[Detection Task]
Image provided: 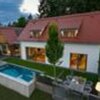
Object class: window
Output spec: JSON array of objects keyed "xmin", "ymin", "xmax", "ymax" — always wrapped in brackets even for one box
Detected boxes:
[
  {"xmin": 26, "ymin": 47, "xmax": 45, "ymax": 63},
  {"xmin": 30, "ymin": 30, "xmax": 41, "ymax": 38},
  {"xmin": 60, "ymin": 28, "xmax": 78, "ymax": 38},
  {"xmin": 70, "ymin": 53, "xmax": 87, "ymax": 71},
  {"xmin": 0, "ymin": 33, "xmax": 7, "ymax": 43}
]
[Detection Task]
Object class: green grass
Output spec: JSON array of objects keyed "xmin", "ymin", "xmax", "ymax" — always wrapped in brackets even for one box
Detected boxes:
[
  {"xmin": 3, "ymin": 57, "xmax": 69, "ymax": 78},
  {"xmin": 0, "ymin": 84, "xmax": 52, "ymax": 100},
  {"xmin": 4, "ymin": 57, "xmax": 98, "ymax": 84}
]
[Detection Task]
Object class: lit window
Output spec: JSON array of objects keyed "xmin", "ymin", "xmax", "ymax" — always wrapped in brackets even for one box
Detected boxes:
[
  {"xmin": 70, "ymin": 53, "xmax": 87, "ymax": 71},
  {"xmin": 26, "ymin": 47, "xmax": 45, "ymax": 63},
  {"xmin": 30, "ymin": 30, "xmax": 42, "ymax": 38},
  {"xmin": 60, "ymin": 28, "xmax": 78, "ymax": 38}
]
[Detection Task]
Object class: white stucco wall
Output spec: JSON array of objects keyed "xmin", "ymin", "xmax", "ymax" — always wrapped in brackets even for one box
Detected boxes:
[
  {"xmin": 20, "ymin": 41, "xmax": 47, "ymax": 61},
  {"xmin": 63, "ymin": 44, "xmax": 99, "ymax": 73},
  {"xmin": 20, "ymin": 41, "xmax": 100, "ymax": 73}
]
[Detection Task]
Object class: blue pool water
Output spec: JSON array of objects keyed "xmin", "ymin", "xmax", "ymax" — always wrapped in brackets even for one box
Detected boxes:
[{"xmin": 0, "ymin": 64, "xmax": 36, "ymax": 82}]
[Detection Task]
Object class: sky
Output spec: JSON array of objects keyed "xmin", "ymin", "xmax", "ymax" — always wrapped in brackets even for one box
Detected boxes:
[{"xmin": 0, "ymin": 0, "xmax": 39, "ymax": 24}]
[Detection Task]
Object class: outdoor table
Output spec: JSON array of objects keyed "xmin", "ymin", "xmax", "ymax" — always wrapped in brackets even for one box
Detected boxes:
[{"xmin": 69, "ymin": 76, "xmax": 86, "ymax": 93}]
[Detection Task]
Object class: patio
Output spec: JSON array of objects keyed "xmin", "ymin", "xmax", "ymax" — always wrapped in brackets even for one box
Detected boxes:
[
  {"xmin": 1, "ymin": 57, "xmax": 99, "ymax": 99},
  {"xmin": 52, "ymin": 85, "xmax": 82, "ymax": 100},
  {"xmin": 52, "ymin": 85, "xmax": 100, "ymax": 100},
  {"xmin": 52, "ymin": 75, "xmax": 95, "ymax": 99},
  {"xmin": 63, "ymin": 76, "xmax": 92, "ymax": 94}
]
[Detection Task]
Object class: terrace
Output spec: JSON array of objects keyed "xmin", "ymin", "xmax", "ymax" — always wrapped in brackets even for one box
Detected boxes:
[{"xmin": 0, "ymin": 57, "xmax": 100, "ymax": 100}]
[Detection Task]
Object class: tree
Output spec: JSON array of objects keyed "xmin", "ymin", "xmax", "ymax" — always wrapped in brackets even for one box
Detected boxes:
[
  {"xmin": 10, "ymin": 16, "xmax": 27, "ymax": 27},
  {"xmin": 39, "ymin": 0, "xmax": 68, "ymax": 17},
  {"xmin": 27, "ymin": 14, "xmax": 39, "ymax": 20},
  {"xmin": 39, "ymin": 0, "xmax": 100, "ymax": 18},
  {"xmin": 0, "ymin": 22, "xmax": 2, "ymax": 26},
  {"xmin": 15, "ymin": 16, "xmax": 27, "ymax": 27},
  {"xmin": 7, "ymin": 22, "xmax": 12, "ymax": 27},
  {"xmin": 65, "ymin": 0, "xmax": 100, "ymax": 14},
  {"xmin": 45, "ymin": 23, "xmax": 64, "ymax": 80},
  {"xmin": 98, "ymin": 52, "xmax": 100, "ymax": 80},
  {"xmin": 27, "ymin": 14, "xmax": 33, "ymax": 21}
]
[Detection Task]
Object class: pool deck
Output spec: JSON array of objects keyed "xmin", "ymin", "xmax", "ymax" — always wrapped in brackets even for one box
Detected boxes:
[
  {"xmin": 0, "ymin": 61, "xmax": 7, "ymax": 66},
  {"xmin": 0, "ymin": 62, "xmax": 36, "ymax": 97}
]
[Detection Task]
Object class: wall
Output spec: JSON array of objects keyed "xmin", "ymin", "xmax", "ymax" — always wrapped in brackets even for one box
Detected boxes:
[
  {"xmin": 0, "ymin": 72, "xmax": 36, "ymax": 97},
  {"xmin": 63, "ymin": 44, "xmax": 99, "ymax": 73},
  {"xmin": 20, "ymin": 41, "xmax": 100, "ymax": 73}
]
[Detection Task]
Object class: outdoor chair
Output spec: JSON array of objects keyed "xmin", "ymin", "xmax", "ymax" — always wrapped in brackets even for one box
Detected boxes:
[
  {"xmin": 63, "ymin": 80, "xmax": 70, "ymax": 85},
  {"xmin": 66, "ymin": 75, "xmax": 73, "ymax": 80},
  {"xmin": 85, "ymin": 81, "xmax": 93, "ymax": 87},
  {"xmin": 82, "ymin": 86, "xmax": 92, "ymax": 100},
  {"xmin": 83, "ymin": 86, "xmax": 92, "ymax": 94},
  {"xmin": 62, "ymin": 75, "xmax": 72, "ymax": 85}
]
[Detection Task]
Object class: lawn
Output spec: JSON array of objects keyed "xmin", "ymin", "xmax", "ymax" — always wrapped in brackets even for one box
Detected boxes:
[
  {"xmin": 0, "ymin": 84, "xmax": 52, "ymax": 100},
  {"xmin": 3, "ymin": 57, "xmax": 98, "ymax": 84},
  {"xmin": 3, "ymin": 57, "xmax": 69, "ymax": 79}
]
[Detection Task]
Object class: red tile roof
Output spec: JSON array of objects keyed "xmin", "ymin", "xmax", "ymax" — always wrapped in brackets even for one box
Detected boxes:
[
  {"xmin": 0, "ymin": 27, "xmax": 18, "ymax": 45},
  {"xmin": 18, "ymin": 11, "xmax": 100, "ymax": 44}
]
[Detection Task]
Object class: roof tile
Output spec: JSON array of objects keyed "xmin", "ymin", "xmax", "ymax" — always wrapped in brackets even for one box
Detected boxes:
[
  {"xmin": 0, "ymin": 27, "xmax": 18, "ymax": 44},
  {"xmin": 18, "ymin": 11, "xmax": 100, "ymax": 44}
]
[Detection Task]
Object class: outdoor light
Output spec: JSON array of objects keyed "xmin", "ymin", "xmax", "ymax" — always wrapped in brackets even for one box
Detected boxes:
[{"xmin": 95, "ymin": 82, "xmax": 100, "ymax": 92}]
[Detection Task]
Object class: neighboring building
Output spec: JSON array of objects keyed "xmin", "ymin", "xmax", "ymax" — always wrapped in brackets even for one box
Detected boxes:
[
  {"xmin": 0, "ymin": 27, "xmax": 22, "ymax": 56},
  {"xmin": 18, "ymin": 11, "xmax": 100, "ymax": 73}
]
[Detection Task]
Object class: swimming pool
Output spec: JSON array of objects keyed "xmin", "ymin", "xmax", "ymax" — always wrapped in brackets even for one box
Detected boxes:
[
  {"xmin": 0, "ymin": 64, "xmax": 35, "ymax": 82},
  {"xmin": 0, "ymin": 63, "xmax": 36, "ymax": 97}
]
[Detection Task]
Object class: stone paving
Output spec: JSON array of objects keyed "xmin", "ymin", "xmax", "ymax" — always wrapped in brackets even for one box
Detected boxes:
[
  {"xmin": 36, "ymin": 81, "xmax": 84, "ymax": 100},
  {"xmin": 0, "ymin": 60, "xmax": 7, "ymax": 66},
  {"xmin": 36, "ymin": 81, "xmax": 100, "ymax": 100}
]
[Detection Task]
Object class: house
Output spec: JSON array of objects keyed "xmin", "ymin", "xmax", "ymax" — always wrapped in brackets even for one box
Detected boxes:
[
  {"xmin": 18, "ymin": 11, "xmax": 100, "ymax": 74},
  {"xmin": 0, "ymin": 27, "xmax": 22, "ymax": 56}
]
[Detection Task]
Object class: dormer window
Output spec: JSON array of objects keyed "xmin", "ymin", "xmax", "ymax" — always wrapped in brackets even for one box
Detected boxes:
[
  {"xmin": 61, "ymin": 30, "xmax": 64, "ymax": 36},
  {"xmin": 30, "ymin": 30, "xmax": 42, "ymax": 38},
  {"xmin": 60, "ymin": 28, "xmax": 79, "ymax": 38}
]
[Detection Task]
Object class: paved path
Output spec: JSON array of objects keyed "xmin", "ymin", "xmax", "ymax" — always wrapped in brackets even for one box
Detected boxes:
[
  {"xmin": 36, "ymin": 81, "xmax": 83, "ymax": 100},
  {"xmin": 52, "ymin": 86, "xmax": 83, "ymax": 100},
  {"xmin": 36, "ymin": 82, "xmax": 53, "ymax": 94}
]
